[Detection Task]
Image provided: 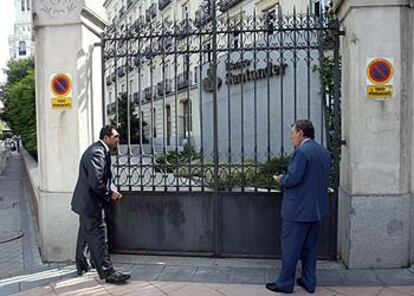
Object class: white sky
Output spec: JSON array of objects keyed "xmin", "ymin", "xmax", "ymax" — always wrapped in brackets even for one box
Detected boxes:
[{"xmin": 0, "ymin": 0, "xmax": 16, "ymax": 83}]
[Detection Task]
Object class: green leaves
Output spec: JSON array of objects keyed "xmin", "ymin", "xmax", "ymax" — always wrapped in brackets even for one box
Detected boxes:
[
  {"xmin": 0, "ymin": 59, "xmax": 37, "ymax": 159},
  {"xmin": 4, "ymin": 58, "xmax": 34, "ymax": 86},
  {"xmin": 110, "ymin": 92, "xmax": 148, "ymax": 145}
]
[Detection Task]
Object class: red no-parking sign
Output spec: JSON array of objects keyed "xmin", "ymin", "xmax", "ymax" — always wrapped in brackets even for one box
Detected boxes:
[
  {"xmin": 50, "ymin": 73, "xmax": 72, "ymax": 109},
  {"xmin": 366, "ymin": 58, "xmax": 394, "ymax": 100}
]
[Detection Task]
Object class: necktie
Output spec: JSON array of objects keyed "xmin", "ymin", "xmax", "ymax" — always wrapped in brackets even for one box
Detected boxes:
[
  {"xmin": 106, "ymin": 151, "xmax": 112, "ymax": 187},
  {"xmin": 106, "ymin": 151, "xmax": 112, "ymax": 167}
]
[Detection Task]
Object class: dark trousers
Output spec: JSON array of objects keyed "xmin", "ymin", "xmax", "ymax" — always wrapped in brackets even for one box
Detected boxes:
[
  {"xmin": 75, "ymin": 225, "xmax": 89, "ymax": 265},
  {"xmin": 276, "ymin": 219, "xmax": 321, "ymax": 293},
  {"xmin": 76, "ymin": 210, "xmax": 113, "ymax": 279}
]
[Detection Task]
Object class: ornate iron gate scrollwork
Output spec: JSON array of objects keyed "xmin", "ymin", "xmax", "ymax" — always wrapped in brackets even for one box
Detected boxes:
[{"xmin": 102, "ymin": 3, "xmax": 341, "ymax": 258}]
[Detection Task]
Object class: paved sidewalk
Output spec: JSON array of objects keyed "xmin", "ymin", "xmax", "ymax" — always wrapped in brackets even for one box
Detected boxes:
[
  {"xmin": 2, "ymin": 256, "xmax": 414, "ymax": 295},
  {"xmin": 0, "ymin": 153, "xmax": 61, "ymax": 280},
  {"xmin": 2, "ymin": 153, "xmax": 414, "ymax": 295}
]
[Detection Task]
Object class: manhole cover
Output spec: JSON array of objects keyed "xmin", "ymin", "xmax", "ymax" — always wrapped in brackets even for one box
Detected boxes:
[{"xmin": 0, "ymin": 231, "xmax": 23, "ymax": 243}]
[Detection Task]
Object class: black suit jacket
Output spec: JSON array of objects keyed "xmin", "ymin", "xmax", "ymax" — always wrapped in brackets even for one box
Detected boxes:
[{"xmin": 71, "ymin": 141, "xmax": 112, "ymax": 216}]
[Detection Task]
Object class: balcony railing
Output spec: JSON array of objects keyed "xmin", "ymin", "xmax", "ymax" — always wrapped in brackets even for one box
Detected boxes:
[
  {"xmin": 176, "ymin": 20, "xmax": 191, "ymax": 40},
  {"xmin": 177, "ymin": 71, "xmax": 192, "ymax": 90},
  {"xmin": 144, "ymin": 86, "xmax": 156, "ymax": 100},
  {"xmin": 127, "ymin": 0, "xmax": 133, "ymax": 9},
  {"xmin": 150, "ymin": 3, "xmax": 157, "ymax": 17},
  {"xmin": 157, "ymin": 79, "xmax": 173, "ymax": 96},
  {"xmin": 218, "ymin": 0, "xmax": 242, "ymax": 12},
  {"xmin": 106, "ymin": 102, "xmax": 116, "ymax": 115},
  {"xmin": 117, "ymin": 66, "xmax": 126, "ymax": 77},
  {"xmin": 145, "ymin": 3, "xmax": 157, "ymax": 21},
  {"xmin": 194, "ymin": 8, "xmax": 213, "ymax": 27},
  {"xmin": 133, "ymin": 16, "xmax": 145, "ymax": 32},
  {"xmin": 156, "ymin": 37, "xmax": 173, "ymax": 51},
  {"xmin": 158, "ymin": 0, "xmax": 171, "ymax": 11},
  {"xmin": 133, "ymin": 92, "xmax": 140, "ymax": 103},
  {"xmin": 134, "ymin": 56, "xmax": 141, "ymax": 67},
  {"xmin": 118, "ymin": 5, "xmax": 126, "ymax": 18},
  {"xmin": 127, "ymin": 61, "xmax": 134, "ymax": 72}
]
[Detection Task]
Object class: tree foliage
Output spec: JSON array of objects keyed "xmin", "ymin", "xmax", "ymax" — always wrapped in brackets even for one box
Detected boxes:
[
  {"xmin": 4, "ymin": 58, "xmax": 34, "ymax": 86},
  {"xmin": 110, "ymin": 93, "xmax": 148, "ymax": 145},
  {"xmin": 0, "ymin": 58, "xmax": 37, "ymax": 158}
]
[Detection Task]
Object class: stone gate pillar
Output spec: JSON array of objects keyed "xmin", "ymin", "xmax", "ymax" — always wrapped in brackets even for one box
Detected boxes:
[
  {"xmin": 336, "ymin": 0, "xmax": 414, "ymax": 268},
  {"xmin": 32, "ymin": 0, "xmax": 106, "ymax": 261}
]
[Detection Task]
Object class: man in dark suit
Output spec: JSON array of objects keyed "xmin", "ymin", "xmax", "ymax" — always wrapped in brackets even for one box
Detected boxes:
[
  {"xmin": 266, "ymin": 119, "xmax": 331, "ymax": 294},
  {"xmin": 71, "ymin": 125, "xmax": 131, "ymax": 284}
]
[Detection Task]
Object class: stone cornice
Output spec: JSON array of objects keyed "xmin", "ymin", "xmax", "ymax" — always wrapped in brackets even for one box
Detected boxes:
[
  {"xmin": 335, "ymin": 0, "xmax": 412, "ymax": 22},
  {"xmin": 81, "ymin": 7, "xmax": 107, "ymax": 29}
]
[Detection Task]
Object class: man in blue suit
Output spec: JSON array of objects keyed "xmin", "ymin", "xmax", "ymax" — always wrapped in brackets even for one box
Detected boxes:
[{"xmin": 266, "ymin": 119, "xmax": 331, "ymax": 294}]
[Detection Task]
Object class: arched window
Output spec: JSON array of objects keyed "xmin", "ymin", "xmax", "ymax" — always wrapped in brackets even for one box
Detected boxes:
[{"xmin": 19, "ymin": 41, "xmax": 27, "ymax": 56}]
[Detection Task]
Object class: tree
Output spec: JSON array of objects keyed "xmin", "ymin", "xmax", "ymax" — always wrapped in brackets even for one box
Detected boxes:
[
  {"xmin": 1, "ymin": 71, "xmax": 37, "ymax": 158},
  {"xmin": 4, "ymin": 58, "xmax": 34, "ymax": 86},
  {"xmin": 110, "ymin": 93, "xmax": 148, "ymax": 145},
  {"xmin": 0, "ymin": 58, "xmax": 37, "ymax": 158}
]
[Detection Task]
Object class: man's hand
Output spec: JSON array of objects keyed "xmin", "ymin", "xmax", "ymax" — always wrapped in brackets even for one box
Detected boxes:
[
  {"xmin": 111, "ymin": 191, "xmax": 123, "ymax": 201},
  {"xmin": 273, "ymin": 174, "xmax": 284, "ymax": 185}
]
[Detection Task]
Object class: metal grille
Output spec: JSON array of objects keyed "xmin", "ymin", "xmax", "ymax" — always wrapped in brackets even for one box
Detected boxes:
[{"xmin": 102, "ymin": 5, "xmax": 341, "ymax": 193}]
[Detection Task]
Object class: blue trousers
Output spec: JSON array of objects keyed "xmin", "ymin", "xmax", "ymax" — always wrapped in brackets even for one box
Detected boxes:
[{"xmin": 276, "ymin": 219, "xmax": 321, "ymax": 293}]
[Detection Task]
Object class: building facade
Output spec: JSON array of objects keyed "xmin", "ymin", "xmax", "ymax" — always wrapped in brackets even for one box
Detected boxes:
[
  {"xmin": 9, "ymin": 0, "xmax": 34, "ymax": 60},
  {"xmin": 103, "ymin": 0, "xmax": 326, "ymax": 155}
]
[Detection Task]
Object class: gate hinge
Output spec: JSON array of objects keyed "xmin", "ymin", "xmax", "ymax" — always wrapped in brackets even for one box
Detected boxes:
[
  {"xmin": 336, "ymin": 30, "xmax": 346, "ymax": 36},
  {"xmin": 340, "ymin": 139, "xmax": 347, "ymax": 145}
]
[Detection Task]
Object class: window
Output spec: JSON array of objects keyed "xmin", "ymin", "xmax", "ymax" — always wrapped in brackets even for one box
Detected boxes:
[
  {"xmin": 313, "ymin": 1, "xmax": 321, "ymax": 16},
  {"xmin": 26, "ymin": 0, "xmax": 30, "ymax": 11},
  {"xmin": 233, "ymin": 32, "xmax": 239, "ymax": 48},
  {"xmin": 183, "ymin": 100, "xmax": 192, "ymax": 138},
  {"xmin": 182, "ymin": 2, "xmax": 189, "ymax": 19},
  {"xmin": 165, "ymin": 62, "xmax": 170, "ymax": 81},
  {"xmin": 166, "ymin": 105, "xmax": 171, "ymax": 145},
  {"xmin": 183, "ymin": 56, "xmax": 189, "ymax": 78},
  {"xmin": 153, "ymin": 108, "xmax": 157, "ymax": 138},
  {"xmin": 264, "ymin": 5, "xmax": 278, "ymax": 34},
  {"xmin": 21, "ymin": 0, "xmax": 25, "ymax": 11},
  {"xmin": 18, "ymin": 41, "xmax": 26, "ymax": 56},
  {"xmin": 205, "ymin": 43, "xmax": 212, "ymax": 62},
  {"xmin": 108, "ymin": 91, "xmax": 113, "ymax": 115}
]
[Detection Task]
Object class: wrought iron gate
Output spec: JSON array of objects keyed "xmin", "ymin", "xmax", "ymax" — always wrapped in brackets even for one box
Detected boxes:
[{"xmin": 102, "ymin": 3, "xmax": 341, "ymax": 259}]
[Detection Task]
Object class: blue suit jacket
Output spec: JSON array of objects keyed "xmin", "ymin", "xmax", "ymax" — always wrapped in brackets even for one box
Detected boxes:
[{"xmin": 280, "ymin": 139, "xmax": 331, "ymax": 222}]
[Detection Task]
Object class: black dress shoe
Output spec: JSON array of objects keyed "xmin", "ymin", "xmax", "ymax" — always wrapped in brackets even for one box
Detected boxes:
[
  {"xmin": 265, "ymin": 283, "xmax": 292, "ymax": 294},
  {"xmin": 296, "ymin": 278, "xmax": 315, "ymax": 293},
  {"xmin": 105, "ymin": 270, "xmax": 131, "ymax": 284},
  {"xmin": 76, "ymin": 261, "xmax": 89, "ymax": 276}
]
